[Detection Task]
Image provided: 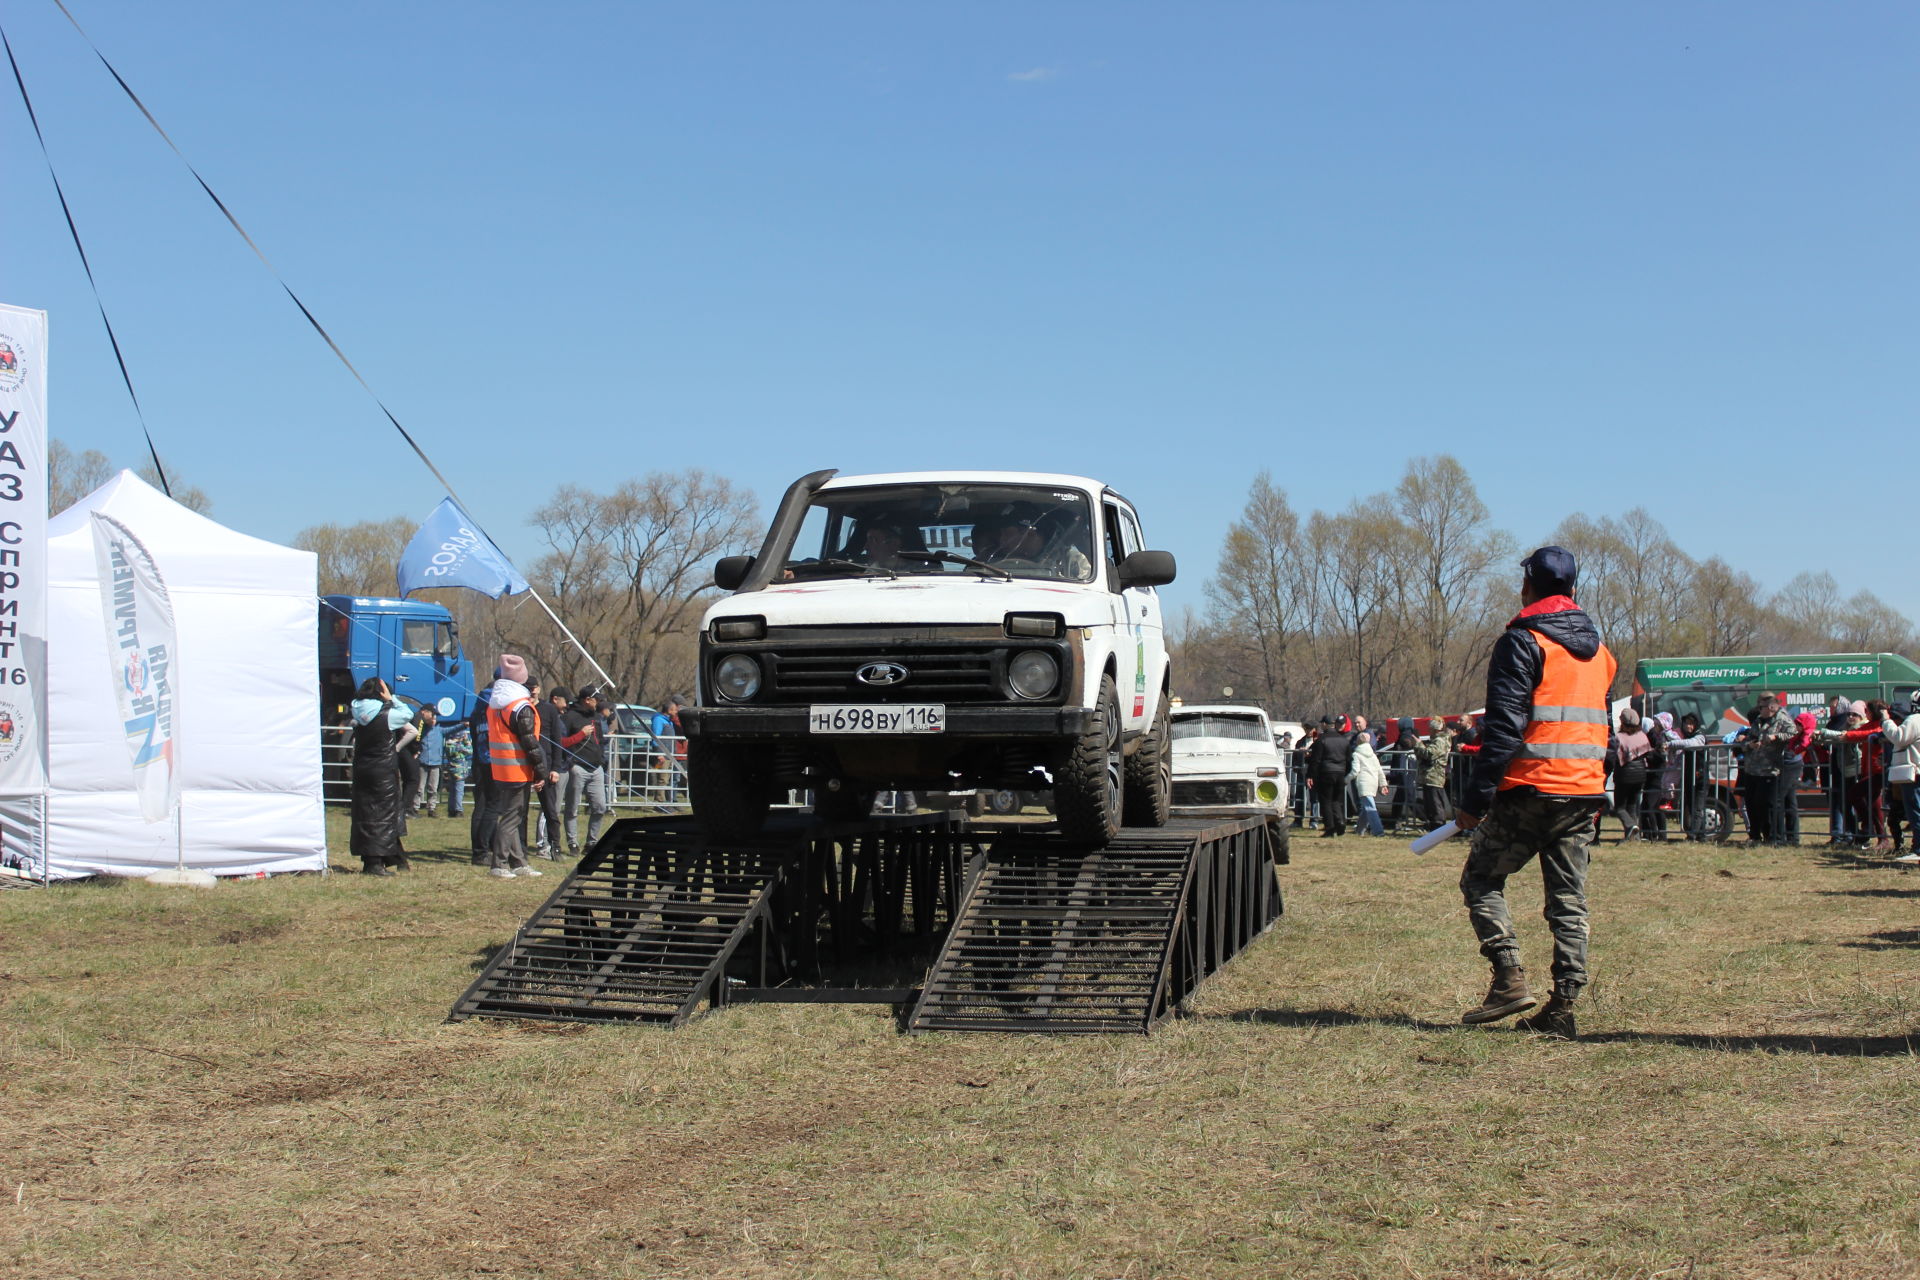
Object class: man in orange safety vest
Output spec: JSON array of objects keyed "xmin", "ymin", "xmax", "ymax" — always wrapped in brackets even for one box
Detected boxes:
[
  {"xmin": 1454, "ymin": 547, "xmax": 1616, "ymax": 1039},
  {"xmin": 482, "ymin": 653, "xmax": 550, "ymax": 881}
]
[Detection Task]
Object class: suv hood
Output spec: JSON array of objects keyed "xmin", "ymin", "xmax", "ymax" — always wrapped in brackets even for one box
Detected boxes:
[
  {"xmin": 1172, "ymin": 741, "xmax": 1280, "ymax": 772},
  {"xmin": 705, "ymin": 577, "xmax": 1112, "ymax": 629}
]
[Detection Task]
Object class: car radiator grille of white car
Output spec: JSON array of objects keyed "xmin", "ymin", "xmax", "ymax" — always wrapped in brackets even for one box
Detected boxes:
[
  {"xmin": 765, "ymin": 645, "xmax": 1003, "ymax": 701},
  {"xmin": 1172, "ymin": 779, "xmax": 1255, "ymax": 806}
]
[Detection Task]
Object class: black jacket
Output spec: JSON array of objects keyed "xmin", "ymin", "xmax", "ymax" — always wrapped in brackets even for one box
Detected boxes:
[
  {"xmin": 1306, "ymin": 731, "xmax": 1356, "ymax": 777},
  {"xmin": 559, "ymin": 705, "xmax": 605, "ymax": 771},
  {"xmin": 1461, "ymin": 597, "xmax": 1609, "ymax": 816}
]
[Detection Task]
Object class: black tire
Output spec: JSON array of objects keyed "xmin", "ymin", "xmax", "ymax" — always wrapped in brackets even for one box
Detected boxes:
[
  {"xmin": 687, "ymin": 738, "xmax": 772, "ymax": 836},
  {"xmin": 1056, "ymin": 675, "xmax": 1123, "ymax": 846},
  {"xmin": 1699, "ymin": 796, "xmax": 1734, "ymax": 844},
  {"xmin": 813, "ymin": 785, "xmax": 874, "ymax": 823},
  {"xmin": 1122, "ymin": 691, "xmax": 1172, "ymax": 827},
  {"xmin": 985, "ymin": 789, "xmax": 1020, "ymax": 816}
]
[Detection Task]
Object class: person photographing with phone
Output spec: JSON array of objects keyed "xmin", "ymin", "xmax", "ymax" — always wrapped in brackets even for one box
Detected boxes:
[{"xmin": 1453, "ymin": 547, "xmax": 1617, "ymax": 1039}]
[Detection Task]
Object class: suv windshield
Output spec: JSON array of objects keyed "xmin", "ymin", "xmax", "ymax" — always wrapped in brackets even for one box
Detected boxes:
[
  {"xmin": 782, "ymin": 482, "xmax": 1097, "ymax": 583},
  {"xmin": 1172, "ymin": 714, "xmax": 1271, "ymax": 743}
]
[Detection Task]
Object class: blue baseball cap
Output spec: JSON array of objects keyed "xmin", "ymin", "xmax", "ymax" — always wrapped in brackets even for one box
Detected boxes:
[{"xmin": 1520, "ymin": 546, "xmax": 1578, "ymax": 595}]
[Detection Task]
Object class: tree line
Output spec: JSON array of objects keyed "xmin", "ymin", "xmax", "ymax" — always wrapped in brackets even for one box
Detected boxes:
[
  {"xmin": 1176, "ymin": 456, "xmax": 1920, "ymax": 719},
  {"xmin": 294, "ymin": 470, "xmax": 759, "ymax": 707},
  {"xmin": 51, "ymin": 444, "xmax": 1915, "ymax": 721}
]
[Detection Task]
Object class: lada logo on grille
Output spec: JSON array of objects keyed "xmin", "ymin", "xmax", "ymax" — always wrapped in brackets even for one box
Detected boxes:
[{"xmin": 855, "ymin": 661, "xmax": 909, "ymax": 687}]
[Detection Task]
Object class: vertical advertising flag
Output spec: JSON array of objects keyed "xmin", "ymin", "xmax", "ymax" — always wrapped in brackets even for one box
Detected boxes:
[
  {"xmin": 0, "ymin": 304, "xmax": 49, "ymax": 802},
  {"xmin": 90, "ymin": 513, "xmax": 179, "ymax": 823}
]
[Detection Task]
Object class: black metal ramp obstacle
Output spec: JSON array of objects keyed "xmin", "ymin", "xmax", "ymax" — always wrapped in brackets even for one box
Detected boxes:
[
  {"xmin": 448, "ymin": 817, "xmax": 794, "ymax": 1027},
  {"xmin": 447, "ymin": 812, "xmax": 967, "ymax": 1028},
  {"xmin": 908, "ymin": 814, "xmax": 1285, "ymax": 1035}
]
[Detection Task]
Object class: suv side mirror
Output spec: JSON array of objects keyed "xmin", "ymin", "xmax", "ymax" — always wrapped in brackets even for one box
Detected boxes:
[
  {"xmin": 713, "ymin": 556, "xmax": 753, "ymax": 592},
  {"xmin": 1117, "ymin": 549, "xmax": 1176, "ymax": 588}
]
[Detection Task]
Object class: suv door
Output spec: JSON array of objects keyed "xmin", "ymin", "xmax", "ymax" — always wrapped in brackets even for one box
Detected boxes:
[
  {"xmin": 1102, "ymin": 498, "xmax": 1145, "ymax": 730},
  {"xmin": 1116, "ymin": 502, "xmax": 1162, "ymax": 727}
]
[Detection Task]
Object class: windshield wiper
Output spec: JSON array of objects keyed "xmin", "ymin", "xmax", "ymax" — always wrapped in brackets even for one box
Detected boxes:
[
  {"xmin": 896, "ymin": 550, "xmax": 1011, "ymax": 580},
  {"xmin": 789, "ymin": 557, "xmax": 896, "ymax": 580}
]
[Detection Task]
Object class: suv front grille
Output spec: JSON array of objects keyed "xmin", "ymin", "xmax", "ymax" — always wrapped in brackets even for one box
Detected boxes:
[
  {"xmin": 1173, "ymin": 779, "xmax": 1254, "ymax": 806},
  {"xmin": 768, "ymin": 645, "xmax": 1000, "ymax": 700}
]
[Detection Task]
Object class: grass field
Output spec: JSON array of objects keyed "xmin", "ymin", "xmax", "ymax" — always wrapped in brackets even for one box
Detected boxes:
[{"xmin": 3, "ymin": 810, "xmax": 1917, "ymax": 1279}]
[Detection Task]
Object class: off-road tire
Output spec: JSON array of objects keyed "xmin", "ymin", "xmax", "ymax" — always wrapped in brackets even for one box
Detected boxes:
[
  {"xmin": 687, "ymin": 738, "xmax": 773, "ymax": 836},
  {"xmin": 1055, "ymin": 675, "xmax": 1123, "ymax": 846},
  {"xmin": 1122, "ymin": 691, "xmax": 1172, "ymax": 827}
]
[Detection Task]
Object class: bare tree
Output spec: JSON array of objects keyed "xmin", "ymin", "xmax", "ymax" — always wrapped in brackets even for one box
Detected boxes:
[
  {"xmin": 48, "ymin": 441, "xmax": 113, "ymax": 515},
  {"xmin": 138, "ymin": 457, "xmax": 211, "ymax": 513},
  {"xmin": 1393, "ymin": 455, "xmax": 1512, "ymax": 704},
  {"xmin": 1767, "ymin": 571, "xmax": 1843, "ymax": 651},
  {"xmin": 526, "ymin": 469, "xmax": 760, "ymax": 702},
  {"xmin": 294, "ymin": 517, "xmax": 420, "ymax": 597},
  {"xmin": 1309, "ymin": 506, "xmax": 1410, "ymax": 713},
  {"xmin": 48, "ymin": 441, "xmax": 211, "ymax": 514},
  {"xmin": 1833, "ymin": 590, "xmax": 1917, "ymax": 654},
  {"xmin": 1204, "ymin": 473, "xmax": 1308, "ymax": 707},
  {"xmin": 1690, "ymin": 558, "xmax": 1766, "ymax": 655}
]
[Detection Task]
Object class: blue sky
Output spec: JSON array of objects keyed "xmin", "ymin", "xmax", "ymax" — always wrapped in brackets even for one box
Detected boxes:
[{"xmin": 4, "ymin": 2, "xmax": 1915, "ymax": 625}]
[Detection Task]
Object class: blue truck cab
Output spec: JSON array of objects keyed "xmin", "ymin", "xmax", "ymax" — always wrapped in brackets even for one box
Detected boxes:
[{"xmin": 319, "ymin": 595, "xmax": 477, "ymax": 726}]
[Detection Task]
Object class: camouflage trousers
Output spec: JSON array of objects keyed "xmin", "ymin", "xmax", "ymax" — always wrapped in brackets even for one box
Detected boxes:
[{"xmin": 1459, "ymin": 790, "xmax": 1604, "ymax": 999}]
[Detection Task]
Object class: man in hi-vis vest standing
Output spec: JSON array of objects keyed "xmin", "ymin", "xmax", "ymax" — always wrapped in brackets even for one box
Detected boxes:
[
  {"xmin": 1454, "ymin": 547, "xmax": 1616, "ymax": 1039},
  {"xmin": 483, "ymin": 654, "xmax": 550, "ymax": 881}
]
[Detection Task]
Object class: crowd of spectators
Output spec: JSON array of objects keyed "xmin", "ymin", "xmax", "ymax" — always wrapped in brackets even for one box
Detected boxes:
[
  {"xmin": 343, "ymin": 659, "xmax": 693, "ymax": 879},
  {"xmin": 1278, "ymin": 692, "xmax": 1920, "ymax": 861}
]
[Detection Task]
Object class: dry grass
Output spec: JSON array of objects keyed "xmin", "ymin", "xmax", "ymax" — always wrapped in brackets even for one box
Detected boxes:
[{"xmin": 2, "ymin": 812, "xmax": 1917, "ymax": 1279}]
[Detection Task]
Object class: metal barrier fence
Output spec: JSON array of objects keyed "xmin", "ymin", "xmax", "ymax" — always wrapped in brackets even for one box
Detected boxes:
[
  {"xmin": 320, "ymin": 725, "xmax": 694, "ymax": 811},
  {"xmin": 325, "ymin": 724, "xmax": 1907, "ymax": 845},
  {"xmin": 1282, "ymin": 738, "xmax": 1902, "ymax": 845},
  {"xmin": 605, "ymin": 731, "xmax": 688, "ymax": 809},
  {"xmin": 322, "ymin": 725, "xmax": 353, "ymax": 805}
]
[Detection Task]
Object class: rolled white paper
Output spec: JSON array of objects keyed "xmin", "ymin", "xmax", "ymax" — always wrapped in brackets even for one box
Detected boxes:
[{"xmin": 1409, "ymin": 820, "xmax": 1459, "ymax": 856}]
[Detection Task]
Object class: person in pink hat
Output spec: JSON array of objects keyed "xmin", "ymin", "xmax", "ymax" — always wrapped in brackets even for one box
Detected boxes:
[{"xmin": 480, "ymin": 654, "xmax": 550, "ymax": 880}]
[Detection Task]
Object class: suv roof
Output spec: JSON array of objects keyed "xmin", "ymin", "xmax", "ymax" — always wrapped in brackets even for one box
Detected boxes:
[
  {"xmin": 1173, "ymin": 705, "xmax": 1274, "ymax": 723},
  {"xmin": 819, "ymin": 470, "xmax": 1110, "ymax": 494}
]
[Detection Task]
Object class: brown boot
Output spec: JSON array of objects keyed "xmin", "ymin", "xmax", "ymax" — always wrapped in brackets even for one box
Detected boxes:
[
  {"xmin": 1461, "ymin": 963, "xmax": 1537, "ymax": 1024},
  {"xmin": 1515, "ymin": 994, "xmax": 1578, "ymax": 1039}
]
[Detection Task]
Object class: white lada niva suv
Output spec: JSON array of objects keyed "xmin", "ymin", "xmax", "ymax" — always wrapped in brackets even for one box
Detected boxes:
[{"xmin": 681, "ymin": 469, "xmax": 1177, "ymax": 846}]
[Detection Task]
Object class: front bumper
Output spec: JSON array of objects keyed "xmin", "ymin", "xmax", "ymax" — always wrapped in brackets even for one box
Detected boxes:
[{"xmin": 683, "ymin": 705, "xmax": 1094, "ymax": 740}]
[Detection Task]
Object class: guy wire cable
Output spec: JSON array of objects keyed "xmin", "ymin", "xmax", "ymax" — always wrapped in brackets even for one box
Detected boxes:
[
  {"xmin": 43, "ymin": 0, "xmax": 620, "ymax": 694},
  {"xmin": 1, "ymin": 20, "xmax": 172, "ymax": 497}
]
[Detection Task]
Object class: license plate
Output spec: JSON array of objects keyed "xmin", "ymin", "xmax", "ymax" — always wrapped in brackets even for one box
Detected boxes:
[{"xmin": 808, "ymin": 704, "xmax": 946, "ymax": 734}]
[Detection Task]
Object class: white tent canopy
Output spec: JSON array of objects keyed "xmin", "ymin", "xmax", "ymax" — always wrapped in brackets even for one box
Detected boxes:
[{"xmin": 10, "ymin": 471, "xmax": 325, "ymax": 879}]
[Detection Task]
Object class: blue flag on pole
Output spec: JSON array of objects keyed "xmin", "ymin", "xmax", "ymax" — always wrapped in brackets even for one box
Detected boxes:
[{"xmin": 397, "ymin": 498, "xmax": 530, "ymax": 598}]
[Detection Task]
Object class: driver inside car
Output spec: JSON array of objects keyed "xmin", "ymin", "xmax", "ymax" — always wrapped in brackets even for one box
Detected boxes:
[
  {"xmin": 981, "ymin": 508, "xmax": 1091, "ymax": 580},
  {"xmin": 852, "ymin": 520, "xmax": 911, "ymax": 571}
]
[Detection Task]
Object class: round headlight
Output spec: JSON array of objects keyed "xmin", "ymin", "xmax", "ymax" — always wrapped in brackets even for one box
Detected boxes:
[
  {"xmin": 714, "ymin": 654, "xmax": 762, "ymax": 701},
  {"xmin": 1008, "ymin": 650, "xmax": 1058, "ymax": 699},
  {"xmin": 1256, "ymin": 780, "xmax": 1280, "ymax": 804}
]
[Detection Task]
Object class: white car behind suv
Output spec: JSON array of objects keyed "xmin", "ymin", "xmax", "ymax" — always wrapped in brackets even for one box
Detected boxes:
[
  {"xmin": 1170, "ymin": 704, "xmax": 1290, "ymax": 816},
  {"xmin": 682, "ymin": 469, "xmax": 1178, "ymax": 846}
]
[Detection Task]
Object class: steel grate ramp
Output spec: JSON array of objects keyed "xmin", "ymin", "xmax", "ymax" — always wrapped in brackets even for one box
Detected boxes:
[
  {"xmin": 447, "ymin": 817, "xmax": 795, "ymax": 1027},
  {"xmin": 908, "ymin": 816, "xmax": 1283, "ymax": 1034}
]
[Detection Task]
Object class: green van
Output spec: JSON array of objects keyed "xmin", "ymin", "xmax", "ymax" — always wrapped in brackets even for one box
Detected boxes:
[{"xmin": 1633, "ymin": 653, "xmax": 1920, "ymax": 733}]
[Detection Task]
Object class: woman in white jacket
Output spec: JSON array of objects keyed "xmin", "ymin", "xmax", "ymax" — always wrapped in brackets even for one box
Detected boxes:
[
  {"xmin": 1349, "ymin": 737, "xmax": 1388, "ymax": 837},
  {"xmin": 1878, "ymin": 699, "xmax": 1920, "ymax": 862}
]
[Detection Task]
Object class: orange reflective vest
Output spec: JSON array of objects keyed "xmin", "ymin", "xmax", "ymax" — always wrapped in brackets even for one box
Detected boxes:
[
  {"xmin": 1500, "ymin": 631, "xmax": 1617, "ymax": 796},
  {"xmin": 487, "ymin": 695, "xmax": 536, "ymax": 784}
]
